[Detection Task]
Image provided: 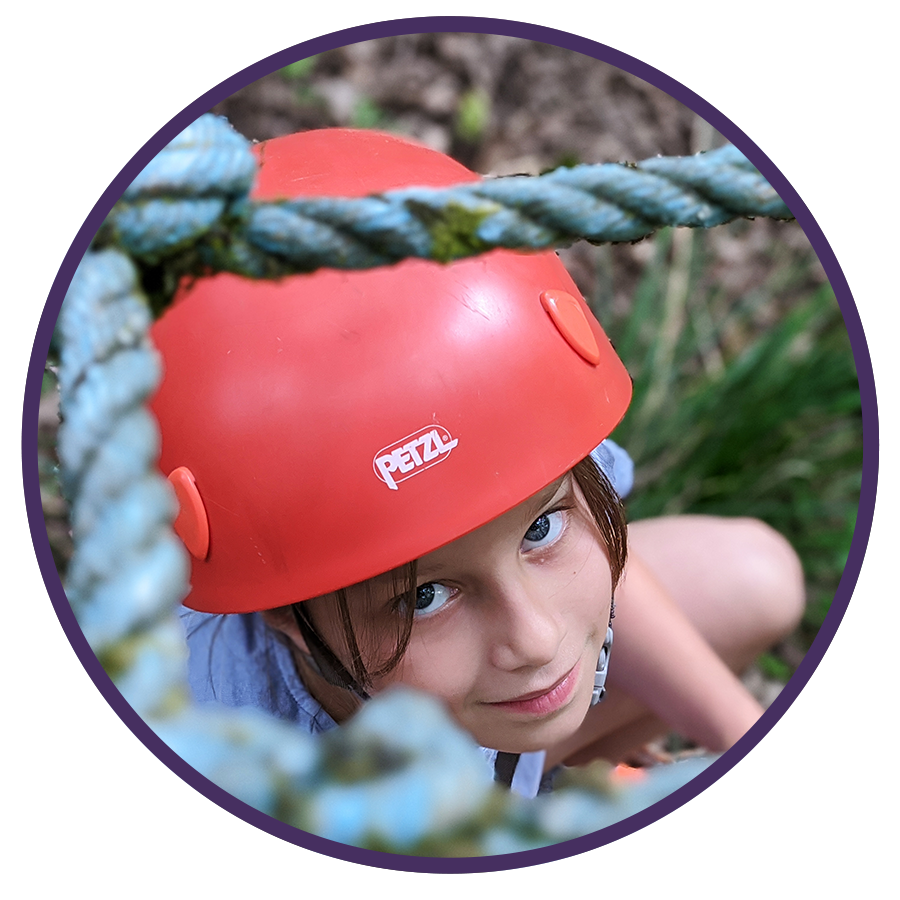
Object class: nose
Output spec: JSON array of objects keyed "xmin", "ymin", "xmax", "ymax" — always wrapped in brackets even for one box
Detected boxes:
[{"xmin": 483, "ymin": 567, "xmax": 565, "ymax": 672}]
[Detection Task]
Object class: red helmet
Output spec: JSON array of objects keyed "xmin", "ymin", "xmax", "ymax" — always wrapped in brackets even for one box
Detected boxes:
[{"xmin": 150, "ymin": 128, "xmax": 632, "ymax": 614}]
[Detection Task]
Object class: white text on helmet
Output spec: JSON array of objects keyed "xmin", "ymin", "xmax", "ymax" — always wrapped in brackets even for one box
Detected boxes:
[{"xmin": 373, "ymin": 426, "xmax": 460, "ymax": 490}]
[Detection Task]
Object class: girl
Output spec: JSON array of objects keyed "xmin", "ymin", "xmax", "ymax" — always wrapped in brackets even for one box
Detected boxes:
[{"xmin": 151, "ymin": 127, "xmax": 805, "ymax": 798}]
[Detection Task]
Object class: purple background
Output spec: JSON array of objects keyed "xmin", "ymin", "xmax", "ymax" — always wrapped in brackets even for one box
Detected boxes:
[{"xmin": 21, "ymin": 16, "xmax": 880, "ymax": 874}]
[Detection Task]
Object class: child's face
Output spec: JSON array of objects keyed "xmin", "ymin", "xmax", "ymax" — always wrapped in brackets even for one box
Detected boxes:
[{"xmin": 309, "ymin": 473, "xmax": 614, "ymax": 753}]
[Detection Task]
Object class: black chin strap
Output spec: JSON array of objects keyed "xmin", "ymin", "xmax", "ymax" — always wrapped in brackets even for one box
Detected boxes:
[
  {"xmin": 290, "ymin": 604, "xmax": 371, "ymax": 701},
  {"xmin": 494, "ymin": 751, "xmax": 521, "ymax": 788}
]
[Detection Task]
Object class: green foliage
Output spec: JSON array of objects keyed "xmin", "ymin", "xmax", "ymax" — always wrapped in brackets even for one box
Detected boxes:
[
  {"xmin": 42, "ymin": 367, "xmax": 55, "ymax": 393},
  {"xmin": 757, "ymin": 652, "xmax": 794, "ymax": 682},
  {"xmin": 278, "ymin": 56, "xmax": 325, "ymax": 109},
  {"xmin": 598, "ymin": 224, "xmax": 862, "ymax": 658},
  {"xmin": 280, "ymin": 57, "xmax": 318, "ymax": 81},
  {"xmin": 455, "ymin": 88, "xmax": 491, "ymax": 144},
  {"xmin": 350, "ymin": 96, "xmax": 389, "ymax": 130}
]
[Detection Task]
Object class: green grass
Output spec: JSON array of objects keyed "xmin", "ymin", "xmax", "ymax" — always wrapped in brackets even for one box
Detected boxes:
[
  {"xmin": 454, "ymin": 88, "xmax": 491, "ymax": 144},
  {"xmin": 278, "ymin": 56, "xmax": 327, "ymax": 111},
  {"xmin": 591, "ymin": 223, "xmax": 862, "ymax": 659},
  {"xmin": 280, "ymin": 57, "xmax": 319, "ymax": 81}
]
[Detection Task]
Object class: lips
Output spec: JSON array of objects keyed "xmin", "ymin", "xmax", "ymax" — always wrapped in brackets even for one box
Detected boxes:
[
  {"xmin": 502, "ymin": 669, "xmax": 572, "ymax": 703},
  {"xmin": 485, "ymin": 661, "xmax": 580, "ymax": 717}
]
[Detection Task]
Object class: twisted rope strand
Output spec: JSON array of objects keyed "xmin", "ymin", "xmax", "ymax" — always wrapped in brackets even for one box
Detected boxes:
[{"xmin": 99, "ymin": 115, "xmax": 792, "ymax": 290}]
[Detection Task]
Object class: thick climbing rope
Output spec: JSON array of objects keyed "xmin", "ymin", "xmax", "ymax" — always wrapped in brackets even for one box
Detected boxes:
[
  {"xmin": 54, "ymin": 113, "xmax": 788, "ymax": 850},
  {"xmin": 98, "ymin": 115, "xmax": 791, "ymax": 303}
]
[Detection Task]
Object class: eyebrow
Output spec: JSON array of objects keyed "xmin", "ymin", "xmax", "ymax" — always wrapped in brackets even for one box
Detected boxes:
[
  {"xmin": 414, "ymin": 473, "xmax": 575, "ymax": 583},
  {"xmin": 526, "ymin": 473, "xmax": 573, "ymax": 518}
]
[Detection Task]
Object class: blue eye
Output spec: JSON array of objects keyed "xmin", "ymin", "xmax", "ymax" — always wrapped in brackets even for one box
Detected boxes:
[
  {"xmin": 522, "ymin": 510, "xmax": 565, "ymax": 551},
  {"xmin": 414, "ymin": 583, "xmax": 454, "ymax": 617}
]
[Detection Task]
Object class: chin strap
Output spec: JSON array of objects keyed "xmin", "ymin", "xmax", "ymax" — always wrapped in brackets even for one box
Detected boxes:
[
  {"xmin": 590, "ymin": 599, "xmax": 615, "ymax": 707},
  {"xmin": 290, "ymin": 603, "xmax": 371, "ymax": 701}
]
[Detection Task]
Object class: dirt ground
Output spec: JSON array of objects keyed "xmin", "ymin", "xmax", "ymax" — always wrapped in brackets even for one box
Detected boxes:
[{"xmin": 215, "ymin": 34, "xmax": 704, "ymax": 167}]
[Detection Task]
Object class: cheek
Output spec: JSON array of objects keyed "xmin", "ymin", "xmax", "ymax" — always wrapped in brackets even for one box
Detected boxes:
[
  {"xmin": 588, "ymin": 553, "xmax": 614, "ymax": 611},
  {"xmin": 371, "ymin": 625, "xmax": 483, "ymax": 707},
  {"xmin": 558, "ymin": 526, "xmax": 614, "ymax": 611}
]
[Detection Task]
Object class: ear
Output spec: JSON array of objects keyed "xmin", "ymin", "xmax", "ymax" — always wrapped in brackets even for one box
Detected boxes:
[{"xmin": 259, "ymin": 606, "xmax": 310, "ymax": 654}]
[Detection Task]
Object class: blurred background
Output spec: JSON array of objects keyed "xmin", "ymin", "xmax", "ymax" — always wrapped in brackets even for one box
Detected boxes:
[{"xmin": 40, "ymin": 32, "xmax": 861, "ymax": 702}]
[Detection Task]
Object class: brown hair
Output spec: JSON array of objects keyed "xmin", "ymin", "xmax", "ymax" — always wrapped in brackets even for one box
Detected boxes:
[{"xmin": 288, "ymin": 454, "xmax": 628, "ymax": 694}]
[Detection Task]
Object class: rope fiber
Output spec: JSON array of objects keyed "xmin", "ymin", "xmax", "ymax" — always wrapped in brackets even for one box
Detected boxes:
[{"xmin": 95, "ymin": 115, "xmax": 792, "ymax": 309}]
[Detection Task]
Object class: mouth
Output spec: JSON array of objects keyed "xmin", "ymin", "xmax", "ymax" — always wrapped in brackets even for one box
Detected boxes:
[{"xmin": 485, "ymin": 661, "xmax": 580, "ymax": 717}]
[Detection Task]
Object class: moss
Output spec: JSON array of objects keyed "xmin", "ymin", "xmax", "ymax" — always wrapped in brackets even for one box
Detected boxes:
[{"xmin": 419, "ymin": 201, "xmax": 494, "ymax": 264}]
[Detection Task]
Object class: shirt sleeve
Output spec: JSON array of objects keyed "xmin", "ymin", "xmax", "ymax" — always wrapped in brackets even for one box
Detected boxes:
[
  {"xmin": 177, "ymin": 606, "xmax": 337, "ymax": 733},
  {"xmin": 590, "ymin": 438, "xmax": 634, "ymax": 499}
]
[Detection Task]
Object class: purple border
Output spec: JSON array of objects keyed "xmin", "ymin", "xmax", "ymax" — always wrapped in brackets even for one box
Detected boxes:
[{"xmin": 21, "ymin": 16, "xmax": 881, "ymax": 874}]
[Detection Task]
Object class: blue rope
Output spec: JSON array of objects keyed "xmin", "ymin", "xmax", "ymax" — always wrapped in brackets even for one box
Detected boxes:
[
  {"xmin": 55, "ymin": 113, "xmax": 771, "ymax": 850},
  {"xmin": 100, "ymin": 115, "xmax": 791, "ymax": 284}
]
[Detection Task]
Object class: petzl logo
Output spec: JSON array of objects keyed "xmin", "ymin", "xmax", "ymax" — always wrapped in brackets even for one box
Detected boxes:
[{"xmin": 373, "ymin": 425, "xmax": 459, "ymax": 491}]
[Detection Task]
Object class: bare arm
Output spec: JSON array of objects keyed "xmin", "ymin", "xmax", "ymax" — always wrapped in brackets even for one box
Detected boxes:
[
  {"xmin": 546, "ymin": 547, "xmax": 765, "ymax": 767},
  {"xmin": 605, "ymin": 549, "xmax": 764, "ymax": 751}
]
